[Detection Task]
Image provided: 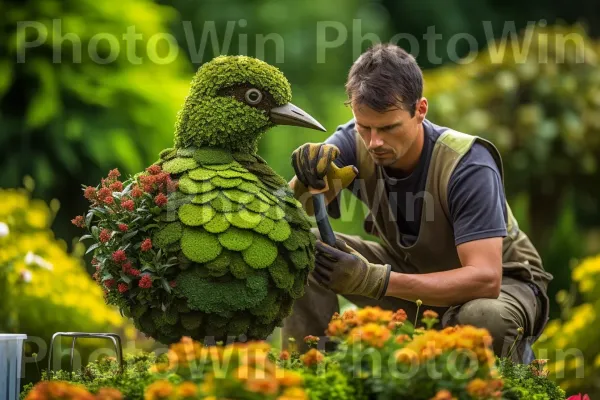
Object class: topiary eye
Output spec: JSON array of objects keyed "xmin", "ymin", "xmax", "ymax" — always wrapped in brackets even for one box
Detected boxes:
[{"xmin": 244, "ymin": 88, "xmax": 263, "ymax": 105}]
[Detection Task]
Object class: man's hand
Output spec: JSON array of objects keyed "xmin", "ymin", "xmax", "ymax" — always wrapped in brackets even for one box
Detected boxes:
[
  {"xmin": 313, "ymin": 238, "xmax": 391, "ymax": 299},
  {"xmin": 291, "ymin": 143, "xmax": 341, "ymax": 190}
]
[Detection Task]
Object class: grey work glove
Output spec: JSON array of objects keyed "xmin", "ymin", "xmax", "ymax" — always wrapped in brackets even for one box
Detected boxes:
[{"xmin": 313, "ymin": 238, "xmax": 392, "ymax": 300}]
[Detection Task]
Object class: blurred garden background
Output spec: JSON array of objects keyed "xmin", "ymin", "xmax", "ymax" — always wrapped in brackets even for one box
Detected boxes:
[{"xmin": 2, "ymin": 0, "xmax": 600, "ymax": 395}]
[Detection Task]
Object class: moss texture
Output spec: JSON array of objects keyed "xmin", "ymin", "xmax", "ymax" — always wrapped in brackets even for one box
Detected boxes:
[
  {"xmin": 125, "ymin": 56, "xmax": 316, "ymax": 345},
  {"xmin": 174, "ymin": 55, "xmax": 292, "ymax": 154}
]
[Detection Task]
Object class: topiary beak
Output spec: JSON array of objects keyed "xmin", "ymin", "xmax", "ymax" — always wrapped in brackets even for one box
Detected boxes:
[{"xmin": 270, "ymin": 103, "xmax": 326, "ymax": 132}]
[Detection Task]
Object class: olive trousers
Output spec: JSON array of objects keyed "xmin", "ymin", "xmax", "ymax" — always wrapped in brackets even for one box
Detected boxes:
[{"xmin": 281, "ymin": 229, "xmax": 544, "ymax": 363}]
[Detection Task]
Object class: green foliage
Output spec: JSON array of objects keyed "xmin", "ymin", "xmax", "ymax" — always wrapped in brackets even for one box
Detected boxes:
[
  {"xmin": 242, "ymin": 235, "xmax": 279, "ymax": 268},
  {"xmin": 177, "ymin": 203, "xmax": 215, "ymax": 226},
  {"xmin": 302, "ymin": 362, "xmax": 360, "ymax": 400},
  {"xmin": 174, "ymin": 56, "xmax": 292, "ymax": 153},
  {"xmin": 153, "ymin": 221, "xmax": 183, "ymax": 248},
  {"xmin": 20, "ymin": 353, "xmax": 166, "ymax": 400},
  {"xmin": 498, "ymin": 358, "xmax": 566, "ymax": 400},
  {"xmin": 180, "ymin": 228, "xmax": 222, "ymax": 263},
  {"xmin": 193, "ymin": 147, "xmax": 234, "ymax": 165},
  {"xmin": 218, "ymin": 227, "xmax": 254, "ymax": 251},
  {"xmin": 176, "ymin": 267, "xmax": 268, "ymax": 314},
  {"xmin": 162, "ymin": 157, "xmax": 199, "ymax": 174}
]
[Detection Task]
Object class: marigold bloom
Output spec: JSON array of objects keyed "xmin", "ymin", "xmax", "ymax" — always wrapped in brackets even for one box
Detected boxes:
[
  {"xmin": 430, "ymin": 389, "xmax": 456, "ymax": 400},
  {"xmin": 117, "ymin": 283, "xmax": 128, "ymax": 293},
  {"xmin": 99, "ymin": 229, "xmax": 112, "ymax": 243},
  {"xmin": 141, "ymin": 238, "xmax": 153, "ymax": 252},
  {"xmin": 277, "ymin": 387, "xmax": 308, "ymax": 400},
  {"xmin": 395, "ymin": 348, "xmax": 419, "ymax": 364},
  {"xmin": 139, "ymin": 274, "xmax": 153, "ymax": 289},
  {"xmin": 326, "ymin": 319, "xmax": 348, "ymax": 337},
  {"xmin": 395, "ymin": 334, "xmax": 411, "ymax": 344},
  {"xmin": 121, "ymin": 199, "xmax": 135, "ymax": 211},
  {"xmin": 176, "ymin": 382, "xmax": 197, "ymax": 398},
  {"xmin": 112, "ymin": 250, "xmax": 127, "ymax": 263},
  {"xmin": 245, "ymin": 376, "xmax": 279, "ymax": 395},
  {"xmin": 154, "ymin": 193, "xmax": 168, "ymax": 207},
  {"xmin": 356, "ymin": 306, "xmax": 393, "ymax": 324},
  {"xmin": 423, "ymin": 310, "xmax": 439, "ymax": 319},
  {"xmin": 301, "ymin": 348, "xmax": 324, "ymax": 367},
  {"xmin": 276, "ymin": 370, "xmax": 304, "ymax": 387},
  {"xmin": 71, "ymin": 215, "xmax": 85, "ymax": 228},
  {"xmin": 144, "ymin": 380, "xmax": 174, "ymax": 400},
  {"xmin": 95, "ymin": 387, "xmax": 123, "ymax": 400},
  {"xmin": 108, "ymin": 168, "xmax": 121, "ymax": 179},
  {"xmin": 348, "ymin": 323, "xmax": 392, "ymax": 348}
]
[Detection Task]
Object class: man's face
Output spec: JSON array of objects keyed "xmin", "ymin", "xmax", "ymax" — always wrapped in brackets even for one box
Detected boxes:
[{"xmin": 352, "ymin": 99, "xmax": 425, "ymax": 168}]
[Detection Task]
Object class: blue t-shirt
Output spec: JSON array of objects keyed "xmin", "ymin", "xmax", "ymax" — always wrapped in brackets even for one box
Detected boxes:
[{"xmin": 325, "ymin": 118, "xmax": 508, "ymax": 246}]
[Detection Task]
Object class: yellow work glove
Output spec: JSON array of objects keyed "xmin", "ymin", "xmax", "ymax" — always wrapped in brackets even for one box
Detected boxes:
[
  {"xmin": 313, "ymin": 238, "xmax": 392, "ymax": 300},
  {"xmin": 290, "ymin": 143, "xmax": 357, "ymax": 216}
]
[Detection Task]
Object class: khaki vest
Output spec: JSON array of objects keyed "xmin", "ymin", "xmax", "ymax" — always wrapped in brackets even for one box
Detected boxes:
[{"xmin": 355, "ymin": 128, "xmax": 553, "ymax": 295}]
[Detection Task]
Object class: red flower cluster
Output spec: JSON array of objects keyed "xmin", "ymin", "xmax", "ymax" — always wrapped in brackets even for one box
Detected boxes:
[
  {"xmin": 71, "ymin": 215, "xmax": 85, "ymax": 228},
  {"xmin": 139, "ymin": 274, "xmax": 152, "ymax": 289},
  {"xmin": 84, "ymin": 186, "xmax": 96, "ymax": 200},
  {"xmin": 141, "ymin": 238, "xmax": 153, "ymax": 252},
  {"xmin": 118, "ymin": 224, "xmax": 128, "ymax": 232},
  {"xmin": 122, "ymin": 262, "xmax": 141, "ymax": 277},
  {"xmin": 154, "ymin": 193, "xmax": 168, "ymax": 207},
  {"xmin": 139, "ymin": 165, "xmax": 177, "ymax": 194},
  {"xmin": 112, "ymin": 250, "xmax": 127, "ymax": 263},
  {"xmin": 121, "ymin": 199, "xmax": 135, "ymax": 211},
  {"xmin": 131, "ymin": 185, "xmax": 144, "ymax": 198},
  {"xmin": 118, "ymin": 283, "xmax": 129, "ymax": 293},
  {"xmin": 104, "ymin": 279, "xmax": 115, "ymax": 289},
  {"xmin": 99, "ymin": 229, "xmax": 112, "ymax": 243},
  {"xmin": 109, "ymin": 181, "xmax": 123, "ymax": 192}
]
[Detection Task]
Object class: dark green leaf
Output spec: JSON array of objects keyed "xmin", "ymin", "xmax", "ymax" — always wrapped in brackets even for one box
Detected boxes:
[{"xmin": 85, "ymin": 243, "xmax": 100, "ymax": 255}]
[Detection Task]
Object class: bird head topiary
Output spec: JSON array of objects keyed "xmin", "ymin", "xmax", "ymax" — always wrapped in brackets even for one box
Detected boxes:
[{"xmin": 77, "ymin": 55, "xmax": 324, "ymax": 344}]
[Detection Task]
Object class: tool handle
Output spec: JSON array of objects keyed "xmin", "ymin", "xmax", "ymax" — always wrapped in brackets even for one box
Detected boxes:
[{"xmin": 312, "ymin": 192, "xmax": 336, "ymax": 246}]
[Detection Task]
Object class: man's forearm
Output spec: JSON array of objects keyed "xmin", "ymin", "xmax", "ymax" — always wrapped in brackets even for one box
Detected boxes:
[{"xmin": 384, "ymin": 265, "xmax": 501, "ymax": 307}]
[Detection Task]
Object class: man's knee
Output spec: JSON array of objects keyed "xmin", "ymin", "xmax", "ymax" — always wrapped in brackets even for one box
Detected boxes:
[{"xmin": 444, "ymin": 299, "xmax": 520, "ymax": 351}]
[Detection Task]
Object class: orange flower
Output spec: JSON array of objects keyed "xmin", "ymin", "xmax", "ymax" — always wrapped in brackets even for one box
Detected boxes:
[
  {"xmin": 341, "ymin": 309, "xmax": 359, "ymax": 326},
  {"xmin": 466, "ymin": 378, "xmax": 502, "ymax": 399},
  {"xmin": 395, "ymin": 348, "xmax": 419, "ymax": 364},
  {"xmin": 301, "ymin": 348, "xmax": 324, "ymax": 367},
  {"xmin": 279, "ymin": 350, "xmax": 290, "ymax": 361},
  {"xmin": 25, "ymin": 382, "xmax": 95, "ymax": 400},
  {"xmin": 276, "ymin": 369, "xmax": 304, "ymax": 387},
  {"xmin": 245, "ymin": 376, "xmax": 279, "ymax": 395},
  {"xmin": 423, "ymin": 310, "xmax": 439, "ymax": 319},
  {"xmin": 176, "ymin": 382, "xmax": 197, "ymax": 398},
  {"xmin": 277, "ymin": 387, "xmax": 308, "ymax": 400},
  {"xmin": 326, "ymin": 319, "xmax": 348, "ymax": 337},
  {"xmin": 395, "ymin": 334, "xmax": 411, "ymax": 344},
  {"xmin": 392, "ymin": 308, "xmax": 408, "ymax": 322},
  {"xmin": 348, "ymin": 323, "xmax": 392, "ymax": 348},
  {"xmin": 430, "ymin": 389, "xmax": 457, "ymax": 400},
  {"xmin": 95, "ymin": 388, "xmax": 123, "ymax": 400},
  {"xmin": 144, "ymin": 380, "xmax": 174, "ymax": 400},
  {"xmin": 356, "ymin": 306, "xmax": 394, "ymax": 325}
]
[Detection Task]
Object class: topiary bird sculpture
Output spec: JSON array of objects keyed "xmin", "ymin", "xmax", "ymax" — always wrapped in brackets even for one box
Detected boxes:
[{"xmin": 127, "ymin": 55, "xmax": 329, "ymax": 344}]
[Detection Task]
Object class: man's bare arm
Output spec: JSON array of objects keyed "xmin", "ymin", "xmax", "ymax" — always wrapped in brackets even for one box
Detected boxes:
[{"xmin": 383, "ymin": 237, "xmax": 503, "ymax": 306}]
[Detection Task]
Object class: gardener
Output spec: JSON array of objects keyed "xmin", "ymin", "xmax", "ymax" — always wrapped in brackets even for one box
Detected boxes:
[{"xmin": 285, "ymin": 43, "xmax": 554, "ymax": 363}]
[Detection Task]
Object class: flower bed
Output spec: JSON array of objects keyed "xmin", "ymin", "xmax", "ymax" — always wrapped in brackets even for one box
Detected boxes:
[{"xmin": 22, "ymin": 306, "xmax": 566, "ymax": 400}]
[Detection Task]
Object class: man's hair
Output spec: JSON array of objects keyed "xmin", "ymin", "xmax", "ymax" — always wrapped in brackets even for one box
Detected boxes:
[{"xmin": 345, "ymin": 43, "xmax": 423, "ymax": 116}]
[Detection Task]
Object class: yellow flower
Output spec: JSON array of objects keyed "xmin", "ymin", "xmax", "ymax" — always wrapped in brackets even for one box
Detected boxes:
[
  {"xmin": 245, "ymin": 376, "xmax": 279, "ymax": 395},
  {"xmin": 356, "ymin": 306, "xmax": 394, "ymax": 325}
]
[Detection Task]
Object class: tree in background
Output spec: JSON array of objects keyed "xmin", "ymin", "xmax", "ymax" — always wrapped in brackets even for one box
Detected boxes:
[
  {"xmin": 424, "ymin": 23, "xmax": 600, "ymax": 314},
  {"xmin": 0, "ymin": 0, "xmax": 192, "ymax": 243}
]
